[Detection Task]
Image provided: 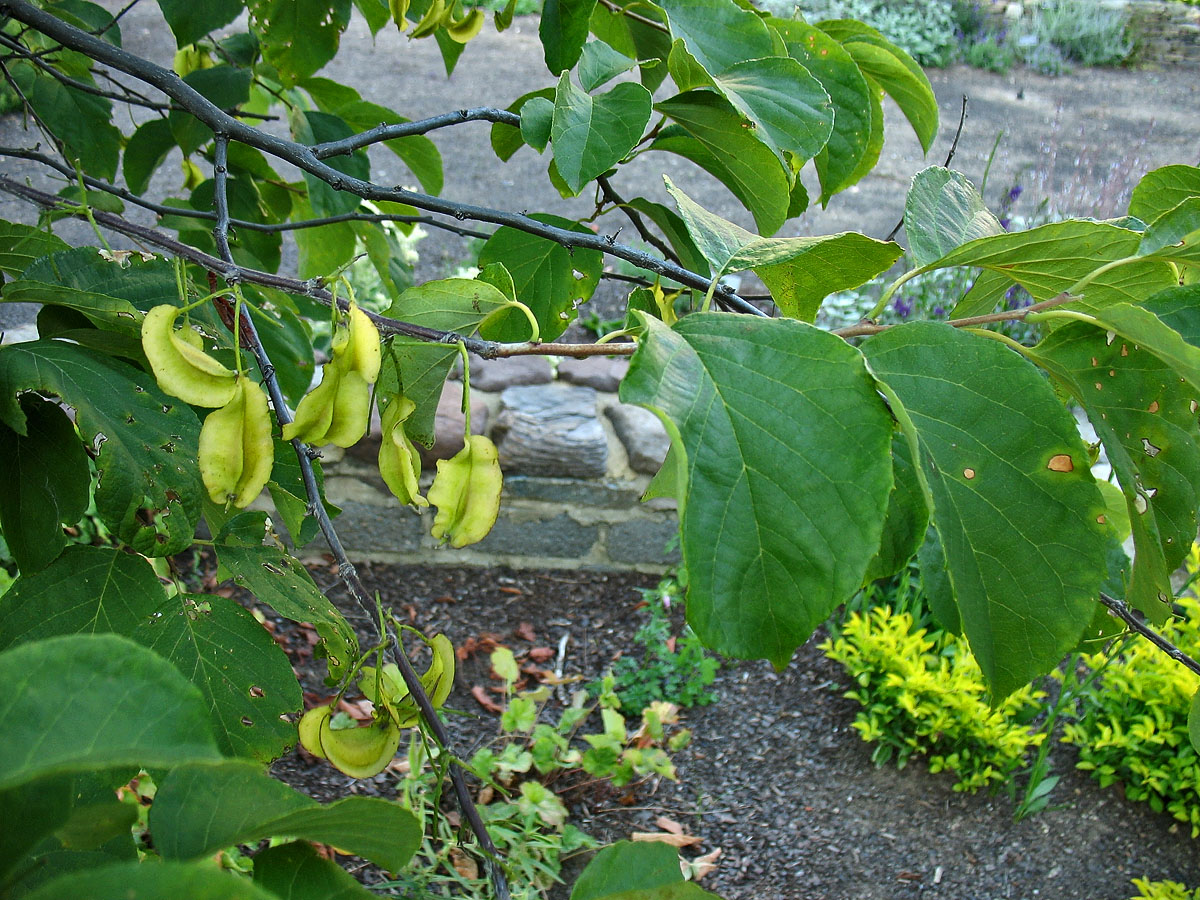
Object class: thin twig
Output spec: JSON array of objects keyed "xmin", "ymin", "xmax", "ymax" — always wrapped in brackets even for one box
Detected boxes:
[
  {"xmin": 831, "ymin": 291, "xmax": 1073, "ymax": 339},
  {"xmin": 208, "ymin": 155, "xmax": 511, "ymax": 900},
  {"xmin": 595, "ymin": 174, "xmax": 679, "ymax": 264},
  {"xmin": 596, "ymin": 0, "xmax": 669, "ymax": 33},
  {"xmin": 885, "ymin": 95, "xmax": 969, "ymax": 243},
  {"xmin": 312, "ymin": 107, "xmax": 520, "ymax": 159},
  {"xmin": 1099, "ymin": 592, "xmax": 1200, "ymax": 679},
  {"xmin": 0, "ymin": 0, "xmax": 764, "ymax": 317}
]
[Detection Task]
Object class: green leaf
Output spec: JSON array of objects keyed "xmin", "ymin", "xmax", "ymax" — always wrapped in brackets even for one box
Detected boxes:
[
  {"xmin": 1129, "ymin": 164, "xmax": 1200, "ymax": 226},
  {"xmin": 904, "ymin": 167, "xmax": 1004, "ymax": 267},
  {"xmin": 771, "ymin": 18, "xmax": 874, "ymax": 203},
  {"xmin": 331, "ymin": 98, "xmax": 444, "ymax": 195},
  {"xmin": 863, "ymin": 433, "xmax": 930, "ymax": 584},
  {"xmin": 623, "ymin": 198, "xmax": 710, "ymax": 277},
  {"xmin": 588, "ymin": 1, "xmax": 671, "ymax": 92},
  {"xmin": 9, "ymin": 63, "xmax": 121, "ymax": 180},
  {"xmin": 521, "ymin": 97, "xmax": 556, "ymax": 153},
  {"xmin": 653, "ymin": 92, "xmax": 791, "ymax": 236},
  {"xmin": 382, "ymin": 277, "xmax": 509, "ymax": 444},
  {"xmin": 0, "ymin": 221, "xmax": 69, "ymax": 277},
  {"xmin": 134, "ymin": 593, "xmax": 301, "ymax": 762},
  {"xmin": 0, "ymin": 341, "xmax": 203, "ymax": 557},
  {"xmin": 550, "ymin": 74, "xmax": 652, "ymax": 195},
  {"xmin": 657, "ymin": 0, "xmax": 773, "ymax": 75},
  {"xmin": 294, "ymin": 213, "xmax": 358, "ymax": 279},
  {"xmin": 570, "ymin": 841, "xmax": 684, "ymax": 900},
  {"xmin": 1071, "ymin": 302, "xmax": 1200, "ymax": 396},
  {"xmin": 0, "ymin": 634, "xmax": 219, "ymax": 791},
  {"xmin": 927, "ymin": 220, "xmax": 1177, "ymax": 310},
  {"xmin": 352, "ymin": 0, "xmax": 390, "ymax": 34},
  {"xmin": 949, "ymin": 267, "xmax": 1011, "ymax": 320},
  {"xmin": 169, "ymin": 66, "xmax": 253, "ymax": 155},
  {"xmin": 476, "ymin": 215, "xmax": 603, "ymax": 342},
  {"xmin": 664, "ymin": 177, "xmax": 902, "ymax": 321},
  {"xmin": 1189, "ymin": 688, "xmax": 1200, "ymax": 755},
  {"xmin": 19, "ymin": 247, "xmax": 177, "ymax": 311},
  {"xmin": 862, "ymin": 323, "xmax": 1109, "ymax": 698},
  {"xmin": 249, "ymin": 0, "xmax": 351, "ymax": 85},
  {"xmin": 23, "ymin": 861, "xmax": 279, "ymax": 900},
  {"xmin": 621, "ymin": 313, "xmax": 894, "ymax": 666},
  {"xmin": 2, "ymin": 280, "xmax": 143, "ymax": 335},
  {"xmin": 152, "ymin": 760, "xmax": 420, "ymax": 872},
  {"xmin": 253, "ymin": 841, "xmax": 376, "ymax": 899},
  {"xmin": 1137, "ymin": 197, "xmax": 1200, "ymax": 266},
  {"xmin": 540, "ymin": 0, "xmax": 597, "ymax": 73},
  {"xmin": 0, "ymin": 546, "xmax": 163, "ymax": 652},
  {"xmin": 215, "ymin": 542, "xmax": 357, "ymax": 682},
  {"xmin": 578, "ymin": 39, "xmax": 639, "ymax": 91},
  {"xmin": 1028, "ymin": 319, "xmax": 1200, "ymax": 621},
  {"xmin": 491, "ymin": 88, "xmax": 556, "ymax": 161},
  {"xmin": 268, "ymin": 438, "xmax": 335, "ymax": 547},
  {"xmin": 917, "ymin": 527, "xmax": 961, "ymax": 634},
  {"xmin": 290, "ymin": 111, "xmax": 369, "ymax": 216},
  {"xmin": 817, "ymin": 19, "xmax": 938, "ymax": 154},
  {"xmin": 0, "ymin": 395, "xmax": 90, "ymax": 573},
  {"xmin": 123, "ymin": 119, "xmax": 177, "ymax": 196},
  {"xmin": 156, "ymin": 0, "xmax": 245, "ymax": 46}
]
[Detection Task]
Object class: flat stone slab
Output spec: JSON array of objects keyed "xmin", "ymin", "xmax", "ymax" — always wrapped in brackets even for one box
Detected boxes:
[
  {"xmin": 494, "ymin": 383, "xmax": 608, "ymax": 478},
  {"xmin": 467, "ymin": 355, "xmax": 552, "ymax": 392},
  {"xmin": 557, "ymin": 356, "xmax": 629, "ymax": 392},
  {"xmin": 606, "ymin": 402, "xmax": 670, "ymax": 475}
]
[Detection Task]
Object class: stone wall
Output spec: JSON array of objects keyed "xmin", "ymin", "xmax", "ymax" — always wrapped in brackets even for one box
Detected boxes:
[{"xmin": 314, "ymin": 355, "xmax": 681, "ymax": 572}]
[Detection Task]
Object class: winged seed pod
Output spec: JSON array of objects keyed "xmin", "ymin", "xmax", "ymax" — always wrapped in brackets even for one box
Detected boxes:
[
  {"xmin": 346, "ymin": 301, "xmax": 382, "ymax": 384},
  {"xmin": 141, "ymin": 304, "xmax": 238, "ymax": 407},
  {"xmin": 378, "ymin": 396, "xmax": 428, "ymax": 508},
  {"xmin": 428, "ymin": 434, "xmax": 502, "ymax": 548},
  {"xmin": 358, "ymin": 634, "xmax": 455, "ymax": 727},
  {"xmin": 319, "ymin": 712, "xmax": 403, "ymax": 779},
  {"xmin": 198, "ymin": 376, "xmax": 275, "ymax": 508}
]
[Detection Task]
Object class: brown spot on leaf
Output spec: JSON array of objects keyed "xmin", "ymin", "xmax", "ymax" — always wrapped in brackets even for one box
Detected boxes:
[
  {"xmin": 1047, "ymin": 454, "xmax": 1074, "ymax": 472},
  {"xmin": 1149, "ymin": 401, "xmax": 1160, "ymax": 413},
  {"xmin": 1095, "ymin": 383, "xmax": 1103, "ymax": 391},
  {"xmin": 1121, "ymin": 344, "xmax": 1129, "ymax": 357},
  {"xmin": 1097, "ymin": 514, "xmax": 1107, "ymax": 525},
  {"xmin": 963, "ymin": 468, "xmax": 976, "ymax": 480},
  {"xmin": 1091, "ymin": 357, "xmax": 1098, "ymax": 367}
]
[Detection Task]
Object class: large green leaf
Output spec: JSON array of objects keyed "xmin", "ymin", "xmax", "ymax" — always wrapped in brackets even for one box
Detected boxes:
[
  {"xmin": 862, "ymin": 323, "xmax": 1109, "ymax": 698},
  {"xmin": 2, "ymin": 280, "xmax": 143, "ymax": 335},
  {"xmin": 569, "ymin": 840, "xmax": 721, "ymax": 899},
  {"xmin": 928, "ymin": 220, "xmax": 1177, "ymax": 310},
  {"xmin": 1070, "ymin": 302, "xmax": 1200, "ymax": 396},
  {"xmin": 18, "ymin": 248, "xmax": 178, "ymax": 311},
  {"xmin": 1129, "ymin": 164, "xmax": 1200, "ymax": 226},
  {"xmin": 23, "ymin": 861, "xmax": 279, "ymax": 900},
  {"xmin": 652, "ymin": 92, "xmax": 791, "ymax": 236},
  {"xmin": 0, "ymin": 221, "xmax": 69, "ymax": 278},
  {"xmin": 817, "ymin": 19, "xmax": 938, "ymax": 154},
  {"xmin": 330, "ymin": 98, "xmax": 444, "ymax": 196},
  {"xmin": 169, "ymin": 66, "xmax": 253, "ymax": 156},
  {"xmin": 9, "ymin": 63, "xmax": 121, "ymax": 180},
  {"xmin": 664, "ymin": 178, "xmax": 902, "ymax": 320},
  {"xmin": 267, "ymin": 437, "xmax": 335, "ymax": 548},
  {"xmin": 0, "ymin": 395, "xmax": 91, "ymax": 573},
  {"xmin": 904, "ymin": 167, "xmax": 1004, "ymax": 267},
  {"xmin": 0, "ymin": 341, "xmax": 203, "ymax": 557},
  {"xmin": 771, "ymin": 18, "xmax": 874, "ymax": 203},
  {"xmin": 382, "ymin": 276, "xmax": 509, "ymax": 445},
  {"xmin": 253, "ymin": 841, "xmax": 376, "ymax": 900},
  {"xmin": 476, "ymin": 215, "xmax": 603, "ymax": 342},
  {"xmin": 863, "ymin": 433, "xmax": 930, "ymax": 584},
  {"xmin": 587, "ymin": 1, "xmax": 671, "ymax": 92},
  {"xmin": 550, "ymin": 74, "xmax": 652, "ymax": 195},
  {"xmin": 0, "ymin": 634, "xmax": 219, "ymax": 790},
  {"xmin": 0, "ymin": 546, "xmax": 163, "ymax": 652},
  {"xmin": 540, "ymin": 0, "xmax": 596, "ymax": 73},
  {"xmin": 1029, "ymin": 320, "xmax": 1200, "ymax": 621},
  {"xmin": 1137, "ymin": 197, "xmax": 1200, "ymax": 266},
  {"xmin": 621, "ymin": 313, "xmax": 895, "ymax": 666},
  {"xmin": 135, "ymin": 594, "xmax": 301, "ymax": 762},
  {"xmin": 249, "ymin": 0, "xmax": 351, "ymax": 85},
  {"xmin": 123, "ymin": 119, "xmax": 177, "ymax": 197},
  {"xmin": 215, "ymin": 542, "xmax": 357, "ymax": 681},
  {"xmin": 578, "ymin": 39, "xmax": 639, "ymax": 92},
  {"xmin": 156, "ymin": 0, "xmax": 245, "ymax": 46},
  {"xmin": 656, "ymin": 0, "xmax": 773, "ymax": 75},
  {"xmin": 152, "ymin": 760, "xmax": 420, "ymax": 872}
]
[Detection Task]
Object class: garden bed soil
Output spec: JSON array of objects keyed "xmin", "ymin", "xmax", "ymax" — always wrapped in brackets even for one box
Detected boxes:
[{"xmin": 267, "ymin": 562, "xmax": 1200, "ymax": 900}]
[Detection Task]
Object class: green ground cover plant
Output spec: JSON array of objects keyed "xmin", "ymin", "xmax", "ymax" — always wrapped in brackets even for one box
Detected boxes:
[{"xmin": 1, "ymin": 0, "xmax": 1199, "ymax": 896}]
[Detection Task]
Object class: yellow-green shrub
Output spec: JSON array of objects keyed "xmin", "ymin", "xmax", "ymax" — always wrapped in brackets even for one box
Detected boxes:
[
  {"xmin": 821, "ymin": 606, "xmax": 1046, "ymax": 792},
  {"xmin": 1060, "ymin": 594, "xmax": 1200, "ymax": 836},
  {"xmin": 1129, "ymin": 877, "xmax": 1200, "ymax": 900}
]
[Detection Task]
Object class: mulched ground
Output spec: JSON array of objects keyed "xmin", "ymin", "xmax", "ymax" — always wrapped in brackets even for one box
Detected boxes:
[{"xmin": 262, "ymin": 560, "xmax": 1200, "ymax": 900}]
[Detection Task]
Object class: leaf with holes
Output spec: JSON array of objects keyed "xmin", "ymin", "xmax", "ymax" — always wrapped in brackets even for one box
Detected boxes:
[
  {"xmin": 0, "ymin": 341, "xmax": 202, "ymax": 557},
  {"xmin": 248, "ymin": 0, "xmax": 352, "ymax": 85},
  {"xmin": 135, "ymin": 594, "xmax": 301, "ymax": 762},
  {"xmin": 215, "ymin": 543, "xmax": 357, "ymax": 684},
  {"xmin": 621, "ymin": 313, "xmax": 894, "ymax": 667},
  {"xmin": 152, "ymin": 760, "xmax": 419, "ymax": 872},
  {"xmin": 1029, "ymin": 320, "xmax": 1200, "ymax": 622},
  {"xmin": 863, "ymin": 322, "xmax": 1110, "ymax": 698}
]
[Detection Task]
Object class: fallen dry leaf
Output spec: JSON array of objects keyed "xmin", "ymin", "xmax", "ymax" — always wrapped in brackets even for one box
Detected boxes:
[
  {"xmin": 527, "ymin": 646, "xmax": 555, "ymax": 663},
  {"xmin": 515, "ymin": 621, "xmax": 537, "ymax": 642},
  {"xmin": 655, "ymin": 815, "xmax": 684, "ymax": 835},
  {"xmin": 478, "ymin": 785, "xmax": 494, "ymax": 805},
  {"xmin": 449, "ymin": 848, "xmax": 478, "ymax": 879},
  {"xmin": 471, "ymin": 684, "xmax": 503, "ymax": 714},
  {"xmin": 631, "ymin": 832, "xmax": 703, "ymax": 848},
  {"xmin": 683, "ymin": 847, "xmax": 722, "ymax": 881}
]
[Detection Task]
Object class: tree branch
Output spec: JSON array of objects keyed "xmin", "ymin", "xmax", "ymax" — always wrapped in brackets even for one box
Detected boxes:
[
  {"xmin": 595, "ymin": 174, "xmax": 679, "ymax": 265},
  {"xmin": 311, "ymin": 107, "xmax": 521, "ymax": 159},
  {"xmin": 0, "ymin": 0, "xmax": 765, "ymax": 317},
  {"xmin": 1099, "ymin": 592, "xmax": 1200, "ymax": 680},
  {"xmin": 831, "ymin": 292, "xmax": 1075, "ymax": 339},
  {"xmin": 208, "ymin": 157, "xmax": 512, "ymax": 900}
]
